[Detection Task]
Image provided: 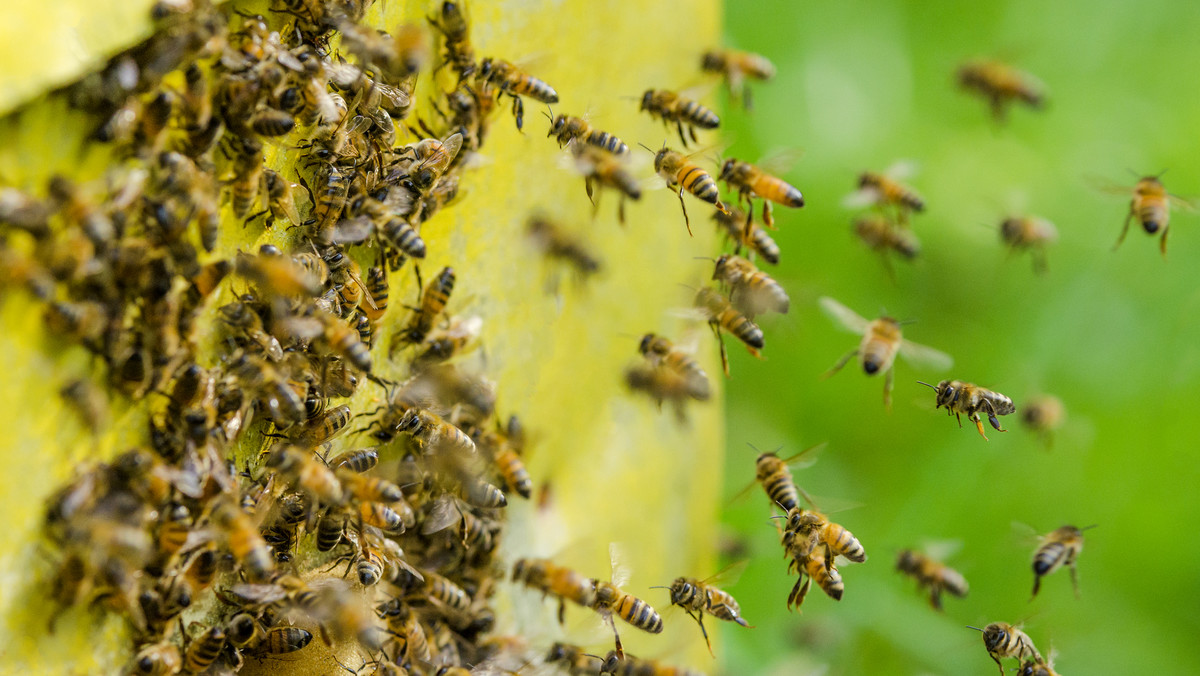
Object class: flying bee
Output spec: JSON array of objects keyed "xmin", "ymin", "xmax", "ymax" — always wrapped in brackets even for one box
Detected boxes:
[
  {"xmin": 718, "ymin": 157, "xmax": 804, "ymax": 228},
  {"xmin": 428, "ymin": 0, "xmax": 476, "ymax": 80},
  {"xmin": 477, "ymin": 57, "xmax": 559, "ymax": 130},
  {"xmin": 210, "ymin": 498, "xmax": 274, "ymax": 582},
  {"xmin": 1020, "ymin": 394, "xmax": 1065, "ymax": 447},
  {"xmin": 918, "ymin": 379, "xmax": 1015, "ymax": 441},
  {"xmin": 337, "ymin": 467, "xmax": 404, "ymax": 504},
  {"xmin": 853, "ymin": 213, "xmax": 920, "ymax": 275},
  {"xmin": 957, "ymin": 59, "xmax": 1046, "ymax": 122},
  {"xmin": 639, "ymin": 89, "xmax": 719, "ymax": 147},
  {"xmin": 511, "ymin": 558, "xmax": 597, "ymax": 623},
  {"xmin": 1108, "ymin": 173, "xmax": 1193, "ymax": 258},
  {"xmin": 694, "ymin": 287, "xmax": 763, "ymax": 376},
  {"xmin": 652, "ymin": 145, "xmax": 724, "ymax": 235},
  {"xmin": 1000, "ymin": 215, "xmax": 1058, "ymax": 273},
  {"xmin": 590, "ymin": 543, "xmax": 664, "ymax": 657},
  {"xmin": 625, "ymin": 364, "xmax": 693, "ymax": 421},
  {"xmin": 659, "ymin": 569, "xmax": 751, "ymax": 655},
  {"xmin": 546, "ymin": 111, "xmax": 629, "ymax": 155},
  {"xmin": 638, "ymin": 333, "xmax": 710, "ymax": 401},
  {"xmin": 712, "ymin": 254, "xmax": 789, "ymax": 318},
  {"xmin": 546, "ymin": 642, "xmax": 605, "ymax": 675},
  {"xmin": 787, "ymin": 551, "xmax": 843, "ymax": 610},
  {"xmin": 396, "ymin": 132, "xmax": 463, "ymax": 194},
  {"xmin": 846, "ymin": 165, "xmax": 926, "ymax": 223},
  {"xmin": 414, "ymin": 315, "xmax": 483, "ymax": 366},
  {"xmin": 571, "ymin": 143, "xmax": 642, "ymax": 223},
  {"xmin": 701, "ymin": 48, "xmax": 775, "ymax": 109},
  {"xmin": 288, "ymin": 310, "xmax": 372, "ymax": 372},
  {"xmin": 1019, "ymin": 655, "xmax": 1063, "ymax": 676},
  {"xmin": 398, "ymin": 266, "xmax": 455, "ymax": 346},
  {"xmin": 478, "ymin": 416, "xmax": 533, "ymax": 499},
  {"xmin": 599, "ymin": 651, "xmax": 705, "ymax": 676},
  {"xmin": 527, "ymin": 215, "xmax": 601, "ymax": 279},
  {"xmin": 895, "ymin": 548, "xmax": 969, "ymax": 611},
  {"xmin": 968, "ymin": 622, "xmax": 1042, "ymax": 676},
  {"xmin": 394, "ymin": 407, "xmax": 476, "ymax": 456},
  {"xmin": 1031, "ymin": 524, "xmax": 1095, "ymax": 599},
  {"xmin": 783, "ymin": 507, "xmax": 867, "ymax": 566},
  {"xmin": 819, "ymin": 296, "xmax": 953, "ymax": 409},
  {"xmin": 747, "ymin": 443, "xmax": 826, "ymax": 515}
]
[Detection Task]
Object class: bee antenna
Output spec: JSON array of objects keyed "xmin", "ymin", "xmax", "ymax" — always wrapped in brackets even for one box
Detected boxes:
[
  {"xmin": 966, "ymin": 625, "xmax": 984, "ymax": 632},
  {"xmin": 648, "ymin": 585, "xmax": 670, "ymax": 590},
  {"xmin": 693, "ymin": 256, "xmax": 717, "ymax": 262},
  {"xmin": 1080, "ymin": 523, "xmax": 1099, "ymax": 531},
  {"xmin": 915, "ymin": 380, "xmax": 938, "ymax": 390},
  {"xmin": 637, "ymin": 142, "xmax": 656, "ymax": 154}
]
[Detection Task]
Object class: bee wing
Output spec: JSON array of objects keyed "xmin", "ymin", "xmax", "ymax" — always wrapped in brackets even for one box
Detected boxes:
[
  {"xmin": 818, "ymin": 296, "xmax": 870, "ymax": 334},
  {"xmin": 841, "ymin": 187, "xmax": 881, "ymax": 209},
  {"xmin": 897, "ymin": 339, "xmax": 954, "ymax": 372},
  {"xmin": 609, "ymin": 541, "xmax": 632, "ymax": 589},
  {"xmin": 698, "ymin": 558, "xmax": 750, "ymax": 589},
  {"xmin": 1168, "ymin": 193, "xmax": 1197, "ymax": 211},
  {"xmin": 1084, "ymin": 174, "xmax": 1134, "ymax": 197},
  {"xmin": 329, "ymin": 215, "xmax": 376, "ymax": 244},
  {"xmin": 419, "ymin": 495, "xmax": 462, "ymax": 535},
  {"xmin": 373, "ymin": 81, "xmax": 412, "ymax": 110},
  {"xmin": 919, "ymin": 538, "xmax": 964, "ymax": 562},
  {"xmin": 440, "ymin": 132, "xmax": 464, "ymax": 166},
  {"xmin": 883, "ymin": 159, "xmax": 919, "ymax": 180},
  {"xmin": 1010, "ymin": 521, "xmax": 1043, "ymax": 549},
  {"xmin": 755, "ymin": 147, "xmax": 806, "ymax": 176}
]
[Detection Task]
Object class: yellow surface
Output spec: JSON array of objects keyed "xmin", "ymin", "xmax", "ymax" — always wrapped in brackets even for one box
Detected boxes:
[{"xmin": 0, "ymin": 0, "xmax": 721, "ymax": 672}]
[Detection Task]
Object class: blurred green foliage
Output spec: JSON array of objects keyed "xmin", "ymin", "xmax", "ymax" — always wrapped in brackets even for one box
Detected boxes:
[{"xmin": 713, "ymin": 1, "xmax": 1200, "ymax": 674}]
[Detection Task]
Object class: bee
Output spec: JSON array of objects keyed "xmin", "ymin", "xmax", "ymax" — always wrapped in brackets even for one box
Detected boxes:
[
  {"xmin": 428, "ymin": 1, "xmax": 477, "ymax": 80},
  {"xmin": 895, "ymin": 548, "xmax": 969, "ymax": 611},
  {"xmin": 44, "ymin": 300, "xmax": 108, "ymax": 345},
  {"xmin": 332, "ymin": 446, "xmax": 380, "ymax": 474},
  {"xmin": 546, "ymin": 642, "xmax": 605, "ymax": 675},
  {"xmin": 306, "ymin": 163, "xmax": 351, "ymax": 246},
  {"xmin": 917, "ymin": 379, "xmax": 1015, "ymax": 441},
  {"xmin": 316, "ymin": 510, "xmax": 347, "ymax": 552},
  {"xmin": 547, "ymin": 111, "xmax": 629, "ymax": 155},
  {"xmin": 289, "ymin": 404, "xmax": 353, "ymax": 446},
  {"xmin": 819, "ymin": 297, "xmax": 953, "ymax": 409},
  {"xmin": 311, "ymin": 310, "xmax": 372, "ymax": 372},
  {"xmin": 714, "ymin": 204, "xmax": 781, "ymax": 265},
  {"xmin": 357, "ymin": 501, "xmax": 407, "ymax": 536},
  {"xmin": 625, "ymin": 363, "xmax": 694, "ymax": 421},
  {"xmin": 399, "ymin": 266, "xmax": 455, "ymax": 346},
  {"xmin": 848, "ymin": 167, "xmax": 926, "ymax": 223},
  {"xmin": 701, "ymin": 48, "xmax": 776, "ymax": 109},
  {"xmin": 661, "ymin": 573, "xmax": 750, "ymax": 655},
  {"xmin": 1000, "ymin": 216, "xmax": 1058, "ymax": 273},
  {"xmin": 783, "ymin": 507, "xmax": 867, "ymax": 566},
  {"xmin": 653, "ymin": 146, "xmax": 724, "ymax": 236},
  {"xmin": 360, "ymin": 266, "xmax": 389, "ymax": 328},
  {"xmin": 227, "ymin": 142, "xmax": 265, "ymax": 220},
  {"xmin": 599, "ymin": 650, "xmax": 704, "ymax": 676},
  {"xmin": 210, "ymin": 498, "xmax": 274, "ymax": 582},
  {"xmin": 718, "ymin": 158, "xmax": 804, "ymax": 227},
  {"xmin": 59, "ymin": 378, "xmax": 109, "ymax": 434},
  {"xmin": 968, "ymin": 622, "xmax": 1042, "ymax": 676},
  {"xmin": 787, "ymin": 548, "xmax": 844, "ymax": 610},
  {"xmin": 1019, "ymin": 656, "xmax": 1063, "ymax": 676},
  {"xmin": 253, "ymin": 626, "xmax": 314, "ymax": 655},
  {"xmin": 477, "ymin": 57, "xmax": 559, "ymax": 130},
  {"xmin": 234, "ymin": 249, "xmax": 326, "ymax": 298},
  {"xmin": 511, "ymin": 558, "xmax": 597, "ymax": 623},
  {"xmin": 638, "ymin": 333, "xmax": 710, "ymax": 401},
  {"xmin": 377, "ymin": 598, "xmax": 431, "ymax": 663},
  {"xmin": 1020, "ymin": 394, "xmax": 1065, "ymax": 447},
  {"xmin": 423, "ymin": 570, "xmax": 472, "ymax": 612},
  {"xmin": 694, "ymin": 287, "xmax": 763, "ymax": 376},
  {"xmin": 1112, "ymin": 174, "xmax": 1193, "ymax": 258},
  {"xmin": 639, "ymin": 89, "xmax": 719, "ymax": 147},
  {"xmin": 590, "ymin": 544, "xmax": 664, "ymax": 656},
  {"xmin": 231, "ymin": 353, "xmax": 304, "ymax": 427},
  {"xmin": 853, "ymin": 213, "xmax": 920, "ymax": 274},
  {"xmin": 394, "ymin": 408, "xmax": 477, "ymax": 456},
  {"xmin": 712, "ymin": 254, "xmax": 789, "ymax": 318},
  {"xmin": 397, "ymin": 132, "xmax": 463, "ymax": 194},
  {"xmin": 957, "ymin": 59, "xmax": 1046, "ymax": 122},
  {"xmin": 264, "ymin": 445, "xmax": 344, "ymax": 505},
  {"xmin": 486, "ymin": 416, "xmax": 533, "ymax": 499},
  {"xmin": 527, "ymin": 215, "xmax": 601, "ymax": 278},
  {"xmin": 338, "ymin": 468, "xmax": 404, "ymax": 504},
  {"xmin": 220, "ymin": 301, "xmax": 284, "ymax": 361},
  {"xmin": 261, "ymin": 168, "xmax": 302, "ymax": 226},
  {"xmin": 182, "ymin": 624, "xmax": 226, "ymax": 675},
  {"xmin": 753, "ymin": 449, "xmax": 806, "ymax": 514},
  {"xmin": 1031, "ymin": 524, "xmax": 1095, "ymax": 599},
  {"xmin": 130, "ymin": 641, "xmax": 182, "ymax": 676},
  {"xmin": 571, "ymin": 143, "xmax": 642, "ymax": 223},
  {"xmin": 414, "ymin": 315, "xmax": 483, "ymax": 366}
]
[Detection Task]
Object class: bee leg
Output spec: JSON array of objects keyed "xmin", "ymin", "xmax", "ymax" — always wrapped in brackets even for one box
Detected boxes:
[
  {"xmin": 557, "ymin": 599, "xmax": 566, "ymax": 625},
  {"xmin": 984, "ymin": 401, "xmax": 1006, "ymax": 432},
  {"xmin": 743, "ymin": 82, "xmax": 753, "ymax": 111},
  {"xmin": 1113, "ymin": 211, "xmax": 1133, "ymax": 251},
  {"xmin": 762, "ymin": 201, "xmax": 774, "ymax": 228},
  {"xmin": 511, "ymin": 96, "xmax": 524, "ymax": 131},
  {"xmin": 618, "ymin": 196, "xmax": 627, "ymax": 225},
  {"xmin": 1032, "ymin": 248, "xmax": 1048, "ymax": 275},
  {"xmin": 710, "ymin": 321, "xmax": 731, "ymax": 377},
  {"xmin": 954, "ymin": 412, "xmax": 963, "ymax": 427},
  {"xmin": 676, "ymin": 120, "xmax": 689, "ymax": 148},
  {"xmin": 691, "ymin": 610, "xmax": 714, "ymax": 657},
  {"xmin": 973, "ymin": 416, "xmax": 990, "ymax": 441},
  {"xmin": 1160, "ymin": 225, "xmax": 1170, "ymax": 259},
  {"xmin": 989, "ymin": 653, "xmax": 1004, "ymax": 676},
  {"xmin": 1069, "ymin": 564, "xmax": 1080, "ymax": 598},
  {"xmin": 929, "ymin": 588, "xmax": 943, "ymax": 612},
  {"xmin": 819, "ymin": 349, "xmax": 858, "ymax": 380},
  {"xmin": 608, "ymin": 616, "xmax": 625, "ymax": 659},
  {"xmin": 677, "ymin": 186, "xmax": 693, "ymax": 236},
  {"xmin": 883, "ymin": 367, "xmax": 894, "ymax": 412},
  {"xmin": 689, "ymin": 124, "xmax": 699, "ymax": 145}
]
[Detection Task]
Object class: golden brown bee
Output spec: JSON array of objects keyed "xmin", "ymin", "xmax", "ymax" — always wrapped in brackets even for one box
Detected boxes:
[
  {"xmin": 571, "ymin": 143, "xmax": 642, "ymax": 223},
  {"xmin": 289, "ymin": 404, "xmax": 353, "ymax": 446},
  {"xmin": 783, "ymin": 507, "xmax": 867, "ymax": 565},
  {"xmin": 235, "ymin": 248, "xmax": 326, "ymax": 298},
  {"xmin": 306, "ymin": 163, "xmax": 351, "ymax": 246},
  {"xmin": 1000, "ymin": 216, "xmax": 1058, "ymax": 273},
  {"xmin": 968, "ymin": 622, "xmax": 1042, "ymax": 676},
  {"xmin": 1112, "ymin": 174, "xmax": 1193, "ymax": 258},
  {"xmin": 359, "ymin": 266, "xmax": 389, "ymax": 327},
  {"xmin": 694, "ymin": 287, "xmax": 763, "ymax": 376},
  {"xmin": 638, "ymin": 333, "xmax": 710, "ymax": 401},
  {"xmin": 428, "ymin": 1, "xmax": 477, "ymax": 80},
  {"xmin": 701, "ymin": 48, "xmax": 776, "ymax": 109},
  {"xmin": 653, "ymin": 146, "xmax": 724, "ymax": 235},
  {"xmin": 640, "ymin": 89, "xmax": 720, "ymax": 147},
  {"xmin": 130, "ymin": 641, "xmax": 182, "ymax": 676},
  {"xmin": 718, "ymin": 158, "xmax": 803, "ymax": 227},
  {"xmin": 487, "ymin": 416, "xmax": 533, "ymax": 499},
  {"xmin": 357, "ymin": 501, "xmax": 407, "ymax": 533},
  {"xmin": 712, "ymin": 254, "xmax": 789, "ymax": 318},
  {"xmin": 264, "ymin": 445, "xmax": 344, "ymax": 505},
  {"xmin": 1018, "ymin": 656, "xmax": 1062, "ymax": 676},
  {"xmin": 59, "ymin": 378, "xmax": 109, "ymax": 434},
  {"xmin": 1020, "ymin": 394, "xmax": 1065, "ymax": 447},
  {"xmin": 591, "ymin": 578, "xmax": 663, "ymax": 654},
  {"xmin": 220, "ymin": 302, "xmax": 285, "ymax": 362},
  {"xmin": 958, "ymin": 59, "xmax": 1046, "ymax": 122},
  {"xmin": 547, "ymin": 112, "xmax": 629, "ymax": 155},
  {"xmin": 849, "ymin": 167, "xmax": 925, "ymax": 222},
  {"xmin": 261, "ymin": 168, "xmax": 302, "ymax": 226},
  {"xmin": 394, "ymin": 407, "xmax": 476, "ymax": 456},
  {"xmin": 318, "ymin": 309, "xmax": 373, "ymax": 372},
  {"xmin": 182, "ymin": 624, "xmax": 226, "ymax": 675},
  {"xmin": 599, "ymin": 650, "xmax": 705, "ymax": 676},
  {"xmin": 512, "ymin": 558, "xmax": 597, "ymax": 623},
  {"xmin": 853, "ymin": 213, "xmax": 920, "ymax": 274},
  {"xmin": 400, "ymin": 266, "xmax": 456, "ymax": 346},
  {"xmin": 625, "ymin": 364, "xmax": 694, "ymax": 421},
  {"xmin": 819, "ymin": 297, "xmax": 953, "ymax": 409},
  {"xmin": 918, "ymin": 379, "xmax": 1015, "ymax": 441},
  {"xmin": 424, "ymin": 570, "xmax": 472, "ymax": 613},
  {"xmin": 397, "ymin": 132, "xmax": 463, "ymax": 194},
  {"xmin": 477, "ymin": 57, "xmax": 559, "ymax": 130},
  {"xmin": 210, "ymin": 499, "xmax": 274, "ymax": 582},
  {"xmin": 546, "ymin": 642, "xmax": 605, "ymax": 675},
  {"xmin": 338, "ymin": 468, "xmax": 404, "ymax": 505},
  {"xmin": 754, "ymin": 450, "xmax": 806, "ymax": 514},
  {"xmin": 662, "ymin": 574, "xmax": 750, "ymax": 655},
  {"xmin": 253, "ymin": 626, "xmax": 314, "ymax": 655},
  {"xmin": 527, "ymin": 215, "xmax": 601, "ymax": 278},
  {"xmin": 316, "ymin": 510, "xmax": 347, "ymax": 552},
  {"xmin": 895, "ymin": 548, "xmax": 969, "ymax": 611},
  {"xmin": 332, "ymin": 447, "xmax": 380, "ymax": 474},
  {"xmin": 377, "ymin": 598, "xmax": 431, "ymax": 663},
  {"xmin": 1031, "ymin": 524, "xmax": 1095, "ymax": 599},
  {"xmin": 714, "ymin": 204, "xmax": 781, "ymax": 265}
]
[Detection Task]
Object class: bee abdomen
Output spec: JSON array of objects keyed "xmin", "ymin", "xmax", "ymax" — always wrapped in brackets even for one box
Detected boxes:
[
  {"xmin": 1033, "ymin": 542, "xmax": 1066, "ymax": 575},
  {"xmin": 183, "ymin": 627, "xmax": 225, "ymax": 674},
  {"xmin": 616, "ymin": 595, "xmax": 663, "ymax": 633},
  {"xmin": 763, "ymin": 474, "xmax": 799, "ymax": 513},
  {"xmin": 827, "ymin": 527, "xmax": 866, "ymax": 562},
  {"xmin": 680, "ymin": 99, "xmax": 720, "ymax": 129},
  {"xmin": 462, "ymin": 478, "xmax": 507, "ymax": 508},
  {"xmin": 722, "ymin": 310, "xmax": 764, "ymax": 349},
  {"xmin": 757, "ymin": 175, "xmax": 805, "ymax": 207},
  {"xmin": 680, "ymin": 166, "xmax": 720, "ymax": 204},
  {"xmin": 520, "ymin": 77, "xmax": 559, "ymax": 103},
  {"xmin": 496, "ymin": 451, "xmax": 533, "ymax": 499},
  {"xmin": 586, "ymin": 130, "xmax": 629, "ymax": 155}
]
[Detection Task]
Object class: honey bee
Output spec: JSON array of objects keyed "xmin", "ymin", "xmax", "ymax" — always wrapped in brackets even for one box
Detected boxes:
[
  {"xmin": 182, "ymin": 624, "xmax": 226, "ymax": 675},
  {"xmin": 638, "ymin": 333, "xmax": 710, "ymax": 401},
  {"xmin": 1000, "ymin": 215, "xmax": 1058, "ymax": 273},
  {"xmin": 59, "ymin": 378, "xmax": 109, "ymax": 434},
  {"xmin": 1018, "ymin": 655, "xmax": 1062, "ymax": 676},
  {"xmin": 819, "ymin": 296, "xmax": 953, "ymax": 409},
  {"xmin": 783, "ymin": 507, "xmax": 867, "ymax": 566},
  {"xmin": 413, "ymin": 315, "xmax": 483, "ymax": 366},
  {"xmin": 399, "ymin": 266, "xmax": 455, "ymax": 346},
  {"xmin": 547, "ymin": 111, "xmax": 629, "ymax": 155},
  {"xmin": 1020, "ymin": 394, "xmax": 1065, "ymax": 447},
  {"xmin": 261, "ymin": 168, "xmax": 302, "ymax": 226},
  {"xmin": 652, "ymin": 146, "xmax": 724, "ymax": 235},
  {"xmin": 305, "ymin": 163, "xmax": 351, "ymax": 246},
  {"xmin": 714, "ymin": 204, "xmax": 781, "ymax": 265},
  {"xmin": 1031, "ymin": 524, "xmax": 1095, "ymax": 599},
  {"xmin": 527, "ymin": 215, "xmax": 601, "ymax": 279},
  {"xmin": 853, "ymin": 213, "xmax": 920, "ymax": 274},
  {"xmin": 590, "ymin": 543, "xmax": 664, "ymax": 656},
  {"xmin": 712, "ymin": 254, "xmax": 789, "ymax": 318},
  {"xmin": 477, "ymin": 57, "xmax": 559, "ymax": 130},
  {"xmin": 210, "ymin": 498, "xmax": 274, "ymax": 582},
  {"xmin": 957, "ymin": 59, "xmax": 1046, "ymax": 122},
  {"xmin": 376, "ymin": 598, "xmax": 431, "ymax": 663},
  {"xmin": 295, "ymin": 310, "xmax": 372, "ymax": 372},
  {"xmin": 394, "ymin": 407, "xmax": 477, "ymax": 456},
  {"xmin": 752, "ymin": 448, "xmax": 811, "ymax": 515},
  {"xmin": 130, "ymin": 641, "xmax": 182, "ymax": 676},
  {"xmin": 917, "ymin": 379, "xmax": 1015, "ymax": 441},
  {"xmin": 253, "ymin": 626, "xmax": 314, "ymax": 655},
  {"xmin": 428, "ymin": 1, "xmax": 477, "ymax": 80},
  {"xmin": 1111, "ymin": 174, "xmax": 1193, "ymax": 258},
  {"xmin": 895, "ymin": 548, "xmax": 969, "ymax": 611},
  {"xmin": 264, "ymin": 444, "xmax": 344, "ymax": 505},
  {"xmin": 661, "ymin": 572, "xmax": 750, "ymax": 655},
  {"xmin": 332, "ymin": 446, "xmax": 380, "ymax": 474},
  {"xmin": 599, "ymin": 650, "xmax": 704, "ymax": 676},
  {"xmin": 545, "ymin": 642, "xmax": 605, "ymax": 675},
  {"xmin": 289, "ymin": 404, "xmax": 353, "ymax": 446},
  {"xmin": 639, "ymin": 89, "xmax": 719, "ymax": 147},
  {"xmin": 701, "ymin": 48, "xmax": 776, "ymax": 109},
  {"xmin": 694, "ymin": 287, "xmax": 763, "ymax": 376},
  {"xmin": 485, "ymin": 416, "xmax": 533, "ymax": 499},
  {"xmin": 718, "ymin": 158, "xmax": 803, "ymax": 227},
  {"xmin": 235, "ymin": 249, "xmax": 326, "ymax": 298},
  {"xmin": 787, "ymin": 553, "xmax": 843, "ymax": 610},
  {"xmin": 397, "ymin": 132, "xmax": 463, "ymax": 194},
  {"xmin": 624, "ymin": 365, "xmax": 694, "ymax": 421},
  {"xmin": 220, "ymin": 301, "xmax": 285, "ymax": 362},
  {"xmin": 511, "ymin": 557, "xmax": 596, "ymax": 623},
  {"xmin": 968, "ymin": 622, "xmax": 1042, "ymax": 676},
  {"xmin": 847, "ymin": 166, "xmax": 925, "ymax": 222},
  {"xmin": 316, "ymin": 510, "xmax": 347, "ymax": 552},
  {"xmin": 571, "ymin": 143, "xmax": 642, "ymax": 223}
]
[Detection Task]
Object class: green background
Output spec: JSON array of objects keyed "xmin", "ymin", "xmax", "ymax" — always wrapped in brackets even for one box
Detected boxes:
[{"xmin": 712, "ymin": 1, "xmax": 1200, "ymax": 674}]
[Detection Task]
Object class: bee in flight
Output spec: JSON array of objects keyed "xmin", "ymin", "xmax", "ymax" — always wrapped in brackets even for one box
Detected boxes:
[
  {"xmin": 656, "ymin": 564, "xmax": 751, "ymax": 655},
  {"xmin": 818, "ymin": 296, "xmax": 953, "ymax": 410},
  {"xmin": 714, "ymin": 204, "xmax": 781, "ymax": 265},
  {"xmin": 1000, "ymin": 215, "xmax": 1058, "ymax": 273},
  {"xmin": 957, "ymin": 59, "xmax": 1046, "ymax": 122},
  {"xmin": 844, "ymin": 163, "xmax": 925, "ymax": 224},
  {"xmin": 718, "ymin": 156, "xmax": 804, "ymax": 228},
  {"xmin": 546, "ymin": 110, "xmax": 629, "ymax": 155},
  {"xmin": 1020, "ymin": 394, "xmax": 1065, "ymax": 447},
  {"xmin": 570, "ymin": 143, "xmax": 642, "ymax": 224},
  {"xmin": 694, "ymin": 287, "xmax": 763, "ymax": 377},
  {"xmin": 1031, "ymin": 524, "xmax": 1095, "ymax": 599},
  {"xmin": 895, "ymin": 547, "xmax": 968, "ymax": 611},
  {"xmin": 917, "ymin": 379, "xmax": 1014, "ymax": 440},
  {"xmin": 853, "ymin": 213, "xmax": 920, "ymax": 278},
  {"xmin": 650, "ymin": 144, "xmax": 724, "ymax": 236},
  {"xmin": 639, "ymin": 88, "xmax": 719, "ymax": 147},
  {"xmin": 477, "ymin": 57, "xmax": 559, "ymax": 130},
  {"xmin": 1108, "ymin": 173, "xmax": 1193, "ymax": 258},
  {"xmin": 712, "ymin": 254, "xmax": 789, "ymax": 318},
  {"xmin": 589, "ymin": 543, "xmax": 663, "ymax": 658},
  {"xmin": 967, "ymin": 622, "xmax": 1042, "ymax": 676},
  {"xmin": 1018, "ymin": 653, "xmax": 1063, "ymax": 676},
  {"xmin": 701, "ymin": 48, "xmax": 776, "ymax": 110}
]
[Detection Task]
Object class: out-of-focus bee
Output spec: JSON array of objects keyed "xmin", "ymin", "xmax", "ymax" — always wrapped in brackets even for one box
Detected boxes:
[
  {"xmin": 917, "ymin": 379, "xmax": 1015, "ymax": 441},
  {"xmin": 45, "ymin": 300, "xmax": 108, "ymax": 345},
  {"xmin": 712, "ymin": 254, "xmax": 789, "ymax": 318},
  {"xmin": 819, "ymin": 296, "xmax": 953, "ymax": 409},
  {"xmin": 289, "ymin": 403, "xmax": 353, "ymax": 446},
  {"xmin": 639, "ymin": 89, "xmax": 719, "ymax": 147},
  {"xmin": 511, "ymin": 558, "xmax": 596, "ymax": 623},
  {"xmin": 1000, "ymin": 215, "xmax": 1058, "ymax": 273},
  {"xmin": 590, "ymin": 543, "xmax": 664, "ymax": 656},
  {"xmin": 661, "ymin": 572, "xmax": 750, "ymax": 655},
  {"xmin": 234, "ymin": 248, "xmax": 326, "ymax": 298},
  {"xmin": 182, "ymin": 624, "xmax": 226, "ymax": 675},
  {"xmin": 428, "ymin": 0, "xmax": 477, "ymax": 80},
  {"xmin": 220, "ymin": 301, "xmax": 284, "ymax": 361},
  {"xmin": 482, "ymin": 415, "xmax": 533, "ymax": 499},
  {"xmin": 638, "ymin": 333, "xmax": 710, "ymax": 401},
  {"xmin": 59, "ymin": 378, "xmax": 109, "ymax": 434},
  {"xmin": 599, "ymin": 650, "xmax": 704, "ymax": 676},
  {"xmin": 957, "ymin": 59, "xmax": 1046, "ymax": 122},
  {"xmin": 476, "ymin": 57, "xmax": 559, "ymax": 130},
  {"xmin": 714, "ymin": 204, "xmax": 780, "ymax": 265},
  {"xmin": 895, "ymin": 548, "xmax": 969, "ymax": 611},
  {"xmin": 968, "ymin": 622, "xmax": 1042, "ymax": 676},
  {"xmin": 853, "ymin": 213, "xmax": 919, "ymax": 275},
  {"xmin": 261, "ymin": 168, "xmax": 302, "ymax": 226},
  {"xmin": 396, "ymin": 132, "xmax": 463, "ymax": 194},
  {"xmin": 252, "ymin": 626, "xmax": 314, "ymax": 655},
  {"xmin": 1031, "ymin": 524, "xmax": 1095, "ymax": 599},
  {"xmin": 264, "ymin": 445, "xmax": 344, "ymax": 505},
  {"xmin": 701, "ymin": 48, "xmax": 776, "ymax": 109},
  {"xmin": 316, "ymin": 510, "xmax": 347, "ymax": 552},
  {"xmin": 1019, "ymin": 655, "xmax": 1063, "ymax": 676},
  {"xmin": 625, "ymin": 364, "xmax": 694, "ymax": 421},
  {"xmin": 130, "ymin": 640, "xmax": 182, "ymax": 676},
  {"xmin": 846, "ymin": 165, "xmax": 925, "ymax": 223},
  {"xmin": 210, "ymin": 498, "xmax": 273, "ymax": 582},
  {"xmin": 527, "ymin": 215, "xmax": 601, "ymax": 279},
  {"xmin": 398, "ymin": 266, "xmax": 455, "ymax": 347},
  {"xmin": 395, "ymin": 407, "xmax": 476, "ymax": 456},
  {"xmin": 1110, "ymin": 174, "xmax": 1193, "ymax": 258},
  {"xmin": 1020, "ymin": 394, "xmax": 1065, "ymax": 447},
  {"xmin": 546, "ymin": 642, "xmax": 605, "ymax": 675},
  {"xmin": 694, "ymin": 287, "xmax": 763, "ymax": 376},
  {"xmin": 547, "ymin": 111, "xmax": 629, "ymax": 155},
  {"xmin": 652, "ymin": 146, "xmax": 724, "ymax": 235},
  {"xmin": 718, "ymin": 158, "xmax": 803, "ymax": 227},
  {"xmin": 413, "ymin": 315, "xmax": 483, "ymax": 367},
  {"xmin": 571, "ymin": 143, "xmax": 642, "ymax": 223}
]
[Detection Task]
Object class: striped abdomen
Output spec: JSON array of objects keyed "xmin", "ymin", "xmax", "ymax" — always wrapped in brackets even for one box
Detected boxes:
[
  {"xmin": 677, "ymin": 163, "xmax": 721, "ymax": 205},
  {"xmin": 513, "ymin": 74, "xmax": 559, "ymax": 103},
  {"xmin": 382, "ymin": 217, "xmax": 427, "ymax": 258},
  {"xmin": 751, "ymin": 173, "xmax": 804, "ymax": 207},
  {"xmin": 427, "ymin": 572, "xmax": 471, "ymax": 612},
  {"xmin": 822, "ymin": 522, "xmax": 866, "ymax": 563},
  {"xmin": 1134, "ymin": 197, "xmax": 1168, "ymax": 234},
  {"xmin": 183, "ymin": 626, "xmax": 225, "ymax": 674},
  {"xmin": 804, "ymin": 556, "xmax": 844, "ymax": 601},
  {"xmin": 494, "ymin": 448, "xmax": 533, "ymax": 498},
  {"xmin": 703, "ymin": 587, "xmax": 748, "ymax": 625},
  {"xmin": 585, "ymin": 128, "xmax": 629, "ymax": 155},
  {"xmin": 861, "ymin": 321, "xmax": 902, "ymax": 375},
  {"xmin": 716, "ymin": 305, "xmax": 764, "ymax": 350},
  {"xmin": 678, "ymin": 98, "xmax": 720, "ymax": 129},
  {"xmin": 611, "ymin": 593, "xmax": 663, "ymax": 634},
  {"xmin": 757, "ymin": 456, "xmax": 799, "ymax": 512}
]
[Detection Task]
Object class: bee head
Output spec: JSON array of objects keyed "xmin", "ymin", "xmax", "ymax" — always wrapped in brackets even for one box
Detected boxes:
[
  {"xmin": 477, "ymin": 57, "xmax": 493, "ymax": 79},
  {"xmin": 640, "ymin": 89, "xmax": 654, "ymax": 111},
  {"xmin": 700, "ymin": 51, "xmax": 722, "ymax": 71},
  {"xmin": 718, "ymin": 158, "xmax": 736, "ymax": 181}
]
